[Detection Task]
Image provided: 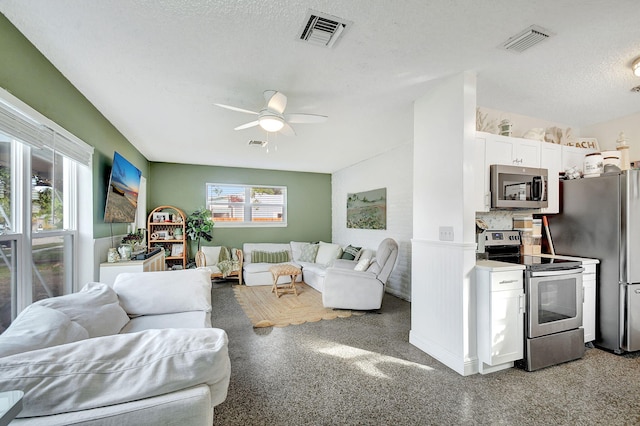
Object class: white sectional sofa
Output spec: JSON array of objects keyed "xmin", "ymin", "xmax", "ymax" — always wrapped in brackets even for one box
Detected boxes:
[
  {"xmin": 242, "ymin": 241, "xmax": 362, "ymax": 292},
  {"xmin": 0, "ymin": 269, "xmax": 231, "ymax": 426}
]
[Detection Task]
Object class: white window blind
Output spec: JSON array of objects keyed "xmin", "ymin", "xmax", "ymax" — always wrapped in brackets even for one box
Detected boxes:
[{"xmin": 0, "ymin": 96, "xmax": 93, "ymax": 167}]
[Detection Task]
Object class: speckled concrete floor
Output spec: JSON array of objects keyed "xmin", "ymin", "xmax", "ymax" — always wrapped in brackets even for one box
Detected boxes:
[{"xmin": 210, "ymin": 282, "xmax": 640, "ymax": 425}]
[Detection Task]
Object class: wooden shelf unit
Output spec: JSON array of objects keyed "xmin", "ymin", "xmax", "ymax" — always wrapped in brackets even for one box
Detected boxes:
[{"xmin": 147, "ymin": 205, "xmax": 186, "ymax": 269}]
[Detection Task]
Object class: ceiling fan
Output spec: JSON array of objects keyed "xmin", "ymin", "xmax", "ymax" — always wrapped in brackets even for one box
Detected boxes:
[{"xmin": 215, "ymin": 90, "xmax": 327, "ymax": 136}]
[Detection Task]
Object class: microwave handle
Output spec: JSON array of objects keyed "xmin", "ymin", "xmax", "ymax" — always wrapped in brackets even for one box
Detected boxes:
[{"xmin": 531, "ymin": 175, "xmax": 545, "ymax": 202}]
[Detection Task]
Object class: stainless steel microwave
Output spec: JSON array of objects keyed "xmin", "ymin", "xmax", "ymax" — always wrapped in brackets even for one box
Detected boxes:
[{"xmin": 490, "ymin": 164, "xmax": 548, "ymax": 209}]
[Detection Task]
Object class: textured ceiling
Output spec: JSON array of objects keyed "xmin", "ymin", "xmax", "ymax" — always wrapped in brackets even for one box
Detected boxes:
[{"xmin": 1, "ymin": 1, "xmax": 640, "ymax": 173}]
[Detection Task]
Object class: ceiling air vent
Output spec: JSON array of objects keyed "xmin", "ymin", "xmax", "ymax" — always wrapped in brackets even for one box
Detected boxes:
[
  {"xmin": 631, "ymin": 85, "xmax": 640, "ymax": 93},
  {"xmin": 501, "ymin": 25, "xmax": 553, "ymax": 53},
  {"xmin": 298, "ymin": 10, "xmax": 351, "ymax": 48},
  {"xmin": 248, "ymin": 140, "xmax": 267, "ymax": 147}
]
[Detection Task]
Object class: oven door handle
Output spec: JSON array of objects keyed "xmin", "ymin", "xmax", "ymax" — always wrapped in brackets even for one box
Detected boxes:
[{"xmin": 529, "ymin": 267, "xmax": 584, "ymax": 277}]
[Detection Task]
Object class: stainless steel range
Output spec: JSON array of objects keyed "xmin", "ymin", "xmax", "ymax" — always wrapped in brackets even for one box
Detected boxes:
[{"xmin": 480, "ymin": 230, "xmax": 586, "ymax": 371}]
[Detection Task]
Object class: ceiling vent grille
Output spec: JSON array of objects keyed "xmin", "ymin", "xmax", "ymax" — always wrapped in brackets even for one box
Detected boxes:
[
  {"xmin": 298, "ymin": 10, "xmax": 351, "ymax": 48},
  {"xmin": 501, "ymin": 25, "xmax": 553, "ymax": 53},
  {"xmin": 248, "ymin": 140, "xmax": 267, "ymax": 147}
]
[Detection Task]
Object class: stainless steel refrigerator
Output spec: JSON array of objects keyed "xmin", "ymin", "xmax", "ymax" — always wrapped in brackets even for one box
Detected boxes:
[{"xmin": 550, "ymin": 169, "xmax": 640, "ymax": 353}]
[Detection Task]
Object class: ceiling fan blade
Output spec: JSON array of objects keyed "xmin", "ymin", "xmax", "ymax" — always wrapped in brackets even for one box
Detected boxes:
[
  {"xmin": 280, "ymin": 122, "xmax": 296, "ymax": 136},
  {"xmin": 265, "ymin": 91, "xmax": 287, "ymax": 114},
  {"xmin": 214, "ymin": 103, "xmax": 259, "ymax": 115},
  {"xmin": 234, "ymin": 120, "xmax": 260, "ymax": 130},
  {"xmin": 285, "ymin": 113, "xmax": 328, "ymax": 124}
]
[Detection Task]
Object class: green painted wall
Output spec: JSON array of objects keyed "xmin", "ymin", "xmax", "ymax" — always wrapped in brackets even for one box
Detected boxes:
[
  {"xmin": 0, "ymin": 14, "xmax": 149, "ymax": 239},
  {"xmin": 149, "ymin": 163, "xmax": 331, "ymax": 257}
]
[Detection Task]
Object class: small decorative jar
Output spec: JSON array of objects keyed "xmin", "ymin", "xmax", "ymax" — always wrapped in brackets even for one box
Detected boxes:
[
  {"xmin": 107, "ymin": 248, "xmax": 119, "ymax": 263},
  {"xmin": 173, "ymin": 228, "xmax": 183, "ymax": 240}
]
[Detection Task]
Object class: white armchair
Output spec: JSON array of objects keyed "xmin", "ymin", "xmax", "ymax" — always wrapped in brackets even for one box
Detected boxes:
[{"xmin": 322, "ymin": 238, "xmax": 398, "ymax": 310}]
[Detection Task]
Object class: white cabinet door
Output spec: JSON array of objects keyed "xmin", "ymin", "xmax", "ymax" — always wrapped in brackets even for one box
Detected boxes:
[
  {"xmin": 582, "ymin": 264, "xmax": 596, "ymax": 343},
  {"xmin": 486, "ymin": 135, "xmax": 541, "ymax": 168},
  {"xmin": 475, "ymin": 134, "xmax": 490, "ymax": 212},
  {"xmin": 540, "ymin": 143, "xmax": 562, "ymax": 214},
  {"xmin": 477, "ymin": 269, "xmax": 524, "ymax": 369}
]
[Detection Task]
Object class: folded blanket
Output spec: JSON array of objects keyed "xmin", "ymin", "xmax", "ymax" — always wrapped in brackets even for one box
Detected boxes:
[{"xmin": 217, "ymin": 247, "xmax": 240, "ymax": 278}]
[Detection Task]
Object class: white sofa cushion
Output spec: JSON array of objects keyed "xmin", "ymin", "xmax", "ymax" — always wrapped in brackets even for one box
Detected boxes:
[
  {"xmin": 113, "ymin": 269, "xmax": 212, "ymax": 316},
  {"xmin": 120, "ymin": 311, "xmax": 212, "ymax": 333},
  {"xmin": 36, "ymin": 282, "xmax": 129, "ymax": 337},
  {"xmin": 201, "ymin": 246, "xmax": 222, "ymax": 266},
  {"xmin": 0, "ymin": 328, "xmax": 231, "ymax": 418},
  {"xmin": 315, "ymin": 241, "xmax": 342, "ymax": 266},
  {"xmin": 0, "ymin": 304, "xmax": 88, "ymax": 358}
]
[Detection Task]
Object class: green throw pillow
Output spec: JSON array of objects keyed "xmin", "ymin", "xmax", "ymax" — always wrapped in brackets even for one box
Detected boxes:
[
  {"xmin": 252, "ymin": 250, "xmax": 290, "ymax": 263},
  {"xmin": 298, "ymin": 244, "xmax": 319, "ymax": 262},
  {"xmin": 340, "ymin": 245, "xmax": 362, "ymax": 261}
]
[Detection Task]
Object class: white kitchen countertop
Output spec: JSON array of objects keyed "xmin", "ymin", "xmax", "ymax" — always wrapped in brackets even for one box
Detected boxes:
[{"xmin": 475, "ymin": 259, "xmax": 526, "ymax": 271}]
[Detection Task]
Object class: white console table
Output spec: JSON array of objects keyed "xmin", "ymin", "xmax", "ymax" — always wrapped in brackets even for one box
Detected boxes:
[{"xmin": 99, "ymin": 251, "xmax": 165, "ymax": 286}]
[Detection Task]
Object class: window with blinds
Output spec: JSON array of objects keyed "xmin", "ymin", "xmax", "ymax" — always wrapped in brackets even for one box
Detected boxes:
[
  {"xmin": 205, "ymin": 183, "xmax": 287, "ymax": 227},
  {"xmin": 0, "ymin": 88, "xmax": 94, "ymax": 331}
]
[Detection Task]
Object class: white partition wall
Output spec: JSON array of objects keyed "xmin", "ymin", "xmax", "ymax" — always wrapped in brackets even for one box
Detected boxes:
[
  {"xmin": 332, "ymin": 143, "xmax": 413, "ymax": 301},
  {"xmin": 409, "ymin": 72, "xmax": 479, "ymax": 375}
]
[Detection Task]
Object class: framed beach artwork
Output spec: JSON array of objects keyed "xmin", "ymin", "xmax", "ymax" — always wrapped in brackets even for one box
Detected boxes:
[{"xmin": 347, "ymin": 188, "xmax": 387, "ymax": 230}]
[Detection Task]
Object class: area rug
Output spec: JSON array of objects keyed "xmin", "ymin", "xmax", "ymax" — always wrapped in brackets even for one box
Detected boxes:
[{"xmin": 233, "ymin": 283, "xmax": 363, "ymax": 328}]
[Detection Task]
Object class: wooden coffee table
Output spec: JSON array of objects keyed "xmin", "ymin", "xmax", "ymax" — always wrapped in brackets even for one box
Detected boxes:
[{"xmin": 269, "ymin": 264, "xmax": 302, "ymax": 297}]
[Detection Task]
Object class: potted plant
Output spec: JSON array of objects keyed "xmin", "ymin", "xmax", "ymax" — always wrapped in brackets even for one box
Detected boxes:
[{"xmin": 186, "ymin": 208, "xmax": 214, "ymax": 262}]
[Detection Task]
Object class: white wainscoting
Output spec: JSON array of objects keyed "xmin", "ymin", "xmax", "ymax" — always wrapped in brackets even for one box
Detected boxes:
[
  {"xmin": 331, "ymin": 143, "xmax": 413, "ymax": 301},
  {"xmin": 409, "ymin": 238, "xmax": 478, "ymax": 376}
]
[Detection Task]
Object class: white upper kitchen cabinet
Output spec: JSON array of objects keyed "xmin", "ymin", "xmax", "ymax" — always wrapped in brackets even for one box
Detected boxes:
[
  {"xmin": 486, "ymin": 134, "xmax": 541, "ymax": 168},
  {"xmin": 562, "ymin": 145, "xmax": 595, "ymax": 174},
  {"xmin": 540, "ymin": 143, "xmax": 562, "ymax": 214}
]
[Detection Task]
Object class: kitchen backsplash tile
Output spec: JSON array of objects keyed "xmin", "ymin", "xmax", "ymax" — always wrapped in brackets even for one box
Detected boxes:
[{"xmin": 476, "ymin": 211, "xmax": 540, "ymax": 230}]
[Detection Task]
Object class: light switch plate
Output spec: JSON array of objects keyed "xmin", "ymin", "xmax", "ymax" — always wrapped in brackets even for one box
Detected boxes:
[{"xmin": 439, "ymin": 226, "xmax": 454, "ymax": 241}]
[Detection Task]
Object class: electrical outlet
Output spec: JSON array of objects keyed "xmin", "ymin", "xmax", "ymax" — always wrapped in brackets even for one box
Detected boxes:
[{"xmin": 439, "ymin": 226, "xmax": 454, "ymax": 241}]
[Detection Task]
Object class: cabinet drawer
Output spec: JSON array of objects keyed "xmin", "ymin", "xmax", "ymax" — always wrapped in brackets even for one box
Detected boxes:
[{"xmin": 490, "ymin": 270, "xmax": 523, "ymax": 291}]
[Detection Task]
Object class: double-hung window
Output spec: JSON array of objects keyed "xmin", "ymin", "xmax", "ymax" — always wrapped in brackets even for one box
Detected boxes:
[
  {"xmin": 206, "ymin": 183, "xmax": 287, "ymax": 227},
  {"xmin": 0, "ymin": 89, "xmax": 93, "ymax": 332}
]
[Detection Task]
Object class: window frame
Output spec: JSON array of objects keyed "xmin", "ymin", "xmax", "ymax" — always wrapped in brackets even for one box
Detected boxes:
[
  {"xmin": 205, "ymin": 183, "xmax": 288, "ymax": 228},
  {"xmin": 0, "ymin": 87, "xmax": 92, "ymax": 323}
]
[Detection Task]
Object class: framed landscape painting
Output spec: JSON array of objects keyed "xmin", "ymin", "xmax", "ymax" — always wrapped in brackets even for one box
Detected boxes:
[{"xmin": 347, "ymin": 188, "xmax": 387, "ymax": 230}]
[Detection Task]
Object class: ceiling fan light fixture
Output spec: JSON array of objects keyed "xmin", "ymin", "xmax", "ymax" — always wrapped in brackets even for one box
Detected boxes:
[
  {"xmin": 633, "ymin": 57, "xmax": 640, "ymax": 77},
  {"xmin": 258, "ymin": 115, "xmax": 284, "ymax": 132}
]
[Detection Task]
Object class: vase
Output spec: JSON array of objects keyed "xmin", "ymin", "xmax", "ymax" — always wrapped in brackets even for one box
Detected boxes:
[{"xmin": 107, "ymin": 248, "xmax": 119, "ymax": 263}]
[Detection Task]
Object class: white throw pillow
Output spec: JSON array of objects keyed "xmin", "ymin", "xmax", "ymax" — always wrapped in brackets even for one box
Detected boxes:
[
  {"xmin": 299, "ymin": 243, "xmax": 319, "ymax": 263},
  {"xmin": 0, "ymin": 328, "xmax": 231, "ymax": 417},
  {"xmin": 114, "ymin": 269, "xmax": 212, "ymax": 316},
  {"xmin": 354, "ymin": 249, "xmax": 374, "ymax": 272},
  {"xmin": 315, "ymin": 242, "xmax": 343, "ymax": 266},
  {"xmin": 36, "ymin": 282, "xmax": 129, "ymax": 337},
  {"xmin": 201, "ymin": 246, "xmax": 222, "ymax": 266},
  {"xmin": 289, "ymin": 241, "xmax": 309, "ymax": 262},
  {"xmin": 0, "ymin": 304, "xmax": 88, "ymax": 358}
]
